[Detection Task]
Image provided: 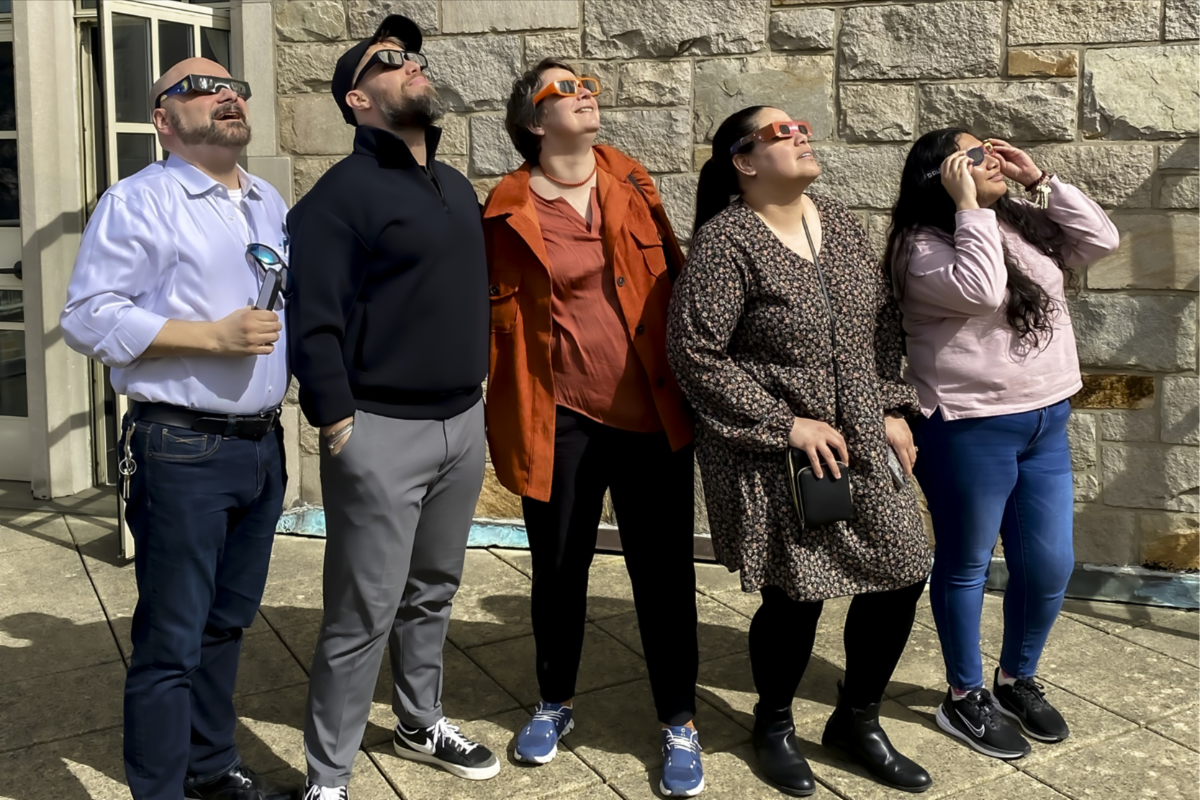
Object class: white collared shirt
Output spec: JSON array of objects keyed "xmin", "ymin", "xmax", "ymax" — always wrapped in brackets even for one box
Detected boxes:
[{"xmin": 62, "ymin": 154, "xmax": 290, "ymax": 414}]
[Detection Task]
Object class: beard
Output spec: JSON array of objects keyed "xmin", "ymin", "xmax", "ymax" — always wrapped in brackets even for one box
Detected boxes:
[
  {"xmin": 169, "ymin": 102, "xmax": 252, "ymax": 148},
  {"xmin": 378, "ymin": 85, "xmax": 444, "ymax": 129}
]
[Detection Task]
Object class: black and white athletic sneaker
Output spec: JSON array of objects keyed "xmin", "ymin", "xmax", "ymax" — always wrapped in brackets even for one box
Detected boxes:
[
  {"xmin": 935, "ymin": 688, "xmax": 1031, "ymax": 760},
  {"xmin": 303, "ymin": 781, "xmax": 348, "ymax": 800},
  {"xmin": 393, "ymin": 718, "xmax": 501, "ymax": 780},
  {"xmin": 993, "ymin": 669, "xmax": 1071, "ymax": 743}
]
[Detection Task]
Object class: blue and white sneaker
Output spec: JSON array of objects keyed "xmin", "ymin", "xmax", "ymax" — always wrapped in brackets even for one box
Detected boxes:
[
  {"xmin": 514, "ymin": 701, "xmax": 575, "ymax": 764},
  {"xmin": 660, "ymin": 726, "xmax": 704, "ymax": 797}
]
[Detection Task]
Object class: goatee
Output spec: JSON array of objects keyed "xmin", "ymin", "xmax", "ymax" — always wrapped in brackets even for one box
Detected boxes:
[
  {"xmin": 380, "ymin": 88, "xmax": 444, "ymax": 129},
  {"xmin": 169, "ymin": 104, "xmax": 252, "ymax": 148}
]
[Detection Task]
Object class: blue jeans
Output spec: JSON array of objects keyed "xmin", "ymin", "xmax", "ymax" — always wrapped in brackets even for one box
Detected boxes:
[
  {"xmin": 121, "ymin": 418, "xmax": 285, "ymax": 800},
  {"xmin": 914, "ymin": 400, "xmax": 1074, "ymax": 691}
]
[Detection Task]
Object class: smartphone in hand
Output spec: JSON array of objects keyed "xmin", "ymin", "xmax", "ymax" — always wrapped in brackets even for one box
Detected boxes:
[{"xmin": 254, "ymin": 269, "xmax": 282, "ymax": 311}]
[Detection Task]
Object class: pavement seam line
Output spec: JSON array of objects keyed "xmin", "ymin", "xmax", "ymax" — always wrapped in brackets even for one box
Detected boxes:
[{"xmin": 68, "ymin": 513, "xmax": 130, "ymax": 669}]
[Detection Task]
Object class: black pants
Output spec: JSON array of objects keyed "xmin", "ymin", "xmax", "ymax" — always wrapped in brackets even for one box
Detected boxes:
[
  {"xmin": 521, "ymin": 407, "xmax": 699, "ymax": 726},
  {"xmin": 749, "ymin": 579, "xmax": 927, "ymax": 712}
]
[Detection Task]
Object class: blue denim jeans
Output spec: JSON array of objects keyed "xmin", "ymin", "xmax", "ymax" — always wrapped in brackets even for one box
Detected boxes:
[
  {"xmin": 120, "ymin": 418, "xmax": 285, "ymax": 800},
  {"xmin": 914, "ymin": 400, "xmax": 1074, "ymax": 691}
]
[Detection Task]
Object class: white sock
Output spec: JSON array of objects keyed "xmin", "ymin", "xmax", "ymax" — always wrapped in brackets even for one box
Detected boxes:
[
  {"xmin": 996, "ymin": 669, "xmax": 1018, "ymax": 687},
  {"xmin": 951, "ymin": 687, "xmax": 971, "ymax": 700}
]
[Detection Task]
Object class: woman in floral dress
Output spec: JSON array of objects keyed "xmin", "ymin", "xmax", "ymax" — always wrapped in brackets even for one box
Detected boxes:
[{"xmin": 667, "ymin": 106, "xmax": 933, "ymax": 796}]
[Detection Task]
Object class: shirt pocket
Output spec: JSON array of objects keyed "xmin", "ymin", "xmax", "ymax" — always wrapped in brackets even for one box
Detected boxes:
[
  {"xmin": 631, "ymin": 226, "xmax": 668, "ymax": 279},
  {"xmin": 488, "ymin": 273, "xmax": 520, "ymax": 333}
]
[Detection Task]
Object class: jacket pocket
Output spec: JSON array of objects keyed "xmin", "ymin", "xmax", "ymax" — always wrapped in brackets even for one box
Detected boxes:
[
  {"xmin": 631, "ymin": 226, "xmax": 668, "ymax": 279},
  {"xmin": 488, "ymin": 277, "xmax": 520, "ymax": 333}
]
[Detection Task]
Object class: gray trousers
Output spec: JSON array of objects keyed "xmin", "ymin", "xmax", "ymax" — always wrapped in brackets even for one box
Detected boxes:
[{"xmin": 304, "ymin": 401, "xmax": 485, "ymax": 786}]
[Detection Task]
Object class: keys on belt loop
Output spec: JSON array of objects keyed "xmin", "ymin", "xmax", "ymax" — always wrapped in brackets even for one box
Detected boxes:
[{"xmin": 118, "ymin": 419, "xmax": 137, "ymax": 500}]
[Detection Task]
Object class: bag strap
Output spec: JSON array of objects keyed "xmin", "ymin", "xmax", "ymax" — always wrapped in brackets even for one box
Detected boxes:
[{"xmin": 802, "ymin": 214, "xmax": 842, "ymax": 429}]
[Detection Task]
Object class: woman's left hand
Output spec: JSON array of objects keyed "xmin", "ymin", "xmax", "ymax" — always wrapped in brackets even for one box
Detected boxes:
[
  {"xmin": 885, "ymin": 415, "xmax": 917, "ymax": 477},
  {"xmin": 988, "ymin": 138, "xmax": 1042, "ymax": 188}
]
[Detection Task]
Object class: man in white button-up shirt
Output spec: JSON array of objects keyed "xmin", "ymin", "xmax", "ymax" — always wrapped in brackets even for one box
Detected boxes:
[{"xmin": 62, "ymin": 57, "xmax": 297, "ymax": 800}]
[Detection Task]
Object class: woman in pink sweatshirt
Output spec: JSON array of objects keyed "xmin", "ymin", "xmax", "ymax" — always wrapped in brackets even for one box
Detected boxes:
[{"xmin": 884, "ymin": 129, "xmax": 1118, "ymax": 761}]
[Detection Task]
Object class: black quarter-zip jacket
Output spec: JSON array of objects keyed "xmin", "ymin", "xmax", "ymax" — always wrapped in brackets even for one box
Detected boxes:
[{"xmin": 286, "ymin": 125, "xmax": 488, "ymax": 426}]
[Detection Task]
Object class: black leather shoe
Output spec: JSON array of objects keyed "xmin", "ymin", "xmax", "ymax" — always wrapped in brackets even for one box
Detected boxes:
[
  {"xmin": 822, "ymin": 682, "xmax": 932, "ymax": 793},
  {"xmin": 752, "ymin": 703, "xmax": 816, "ymax": 797},
  {"xmin": 183, "ymin": 764, "xmax": 299, "ymax": 800}
]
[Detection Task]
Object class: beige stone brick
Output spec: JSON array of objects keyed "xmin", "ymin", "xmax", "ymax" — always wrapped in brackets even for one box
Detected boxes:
[
  {"xmin": 1139, "ymin": 511, "xmax": 1200, "ymax": 570},
  {"xmin": 839, "ymin": 83, "xmax": 915, "ymax": 142},
  {"xmin": 1083, "ymin": 46, "xmax": 1200, "ymax": 139},
  {"xmin": 920, "ymin": 81, "xmax": 1077, "ymax": 142},
  {"xmin": 1008, "ymin": 48, "xmax": 1079, "ymax": 77},
  {"xmin": 769, "ymin": 9, "xmax": 835, "ymax": 51},
  {"xmin": 583, "ymin": 0, "xmax": 765, "ymax": 59},
  {"xmin": 839, "ymin": 1, "xmax": 1002, "ymax": 80},
  {"xmin": 442, "ymin": 0, "xmax": 579, "ymax": 34},
  {"xmin": 1024, "ymin": 144, "xmax": 1153, "ymax": 208},
  {"xmin": 1102, "ymin": 444, "xmax": 1199, "ymax": 512},
  {"xmin": 1072, "ymin": 294, "xmax": 1198, "ymax": 371},
  {"xmin": 279, "ymin": 94, "xmax": 353, "ymax": 156},
  {"xmin": 1008, "ymin": 0, "xmax": 1159, "ymax": 45},
  {"xmin": 292, "ymin": 156, "xmax": 341, "ymax": 200},
  {"xmin": 276, "ymin": 43, "xmax": 341, "ymax": 94},
  {"xmin": 1161, "ymin": 175, "xmax": 1200, "ymax": 209},
  {"xmin": 1166, "ymin": 0, "xmax": 1200, "ymax": 40},
  {"xmin": 596, "ymin": 108, "xmax": 692, "ymax": 173},
  {"xmin": 1088, "ymin": 213, "xmax": 1199, "ymax": 290},
  {"xmin": 524, "ymin": 31, "xmax": 581, "ymax": 66},
  {"xmin": 1072, "ymin": 375, "xmax": 1155, "ymax": 409},
  {"xmin": 694, "ymin": 56, "xmax": 833, "ymax": 144},
  {"xmin": 1074, "ymin": 503, "xmax": 1138, "ymax": 564},
  {"xmin": 474, "ymin": 466, "xmax": 523, "ymax": 520},
  {"xmin": 274, "ymin": 0, "xmax": 346, "ymax": 43},
  {"xmin": 617, "ymin": 61, "xmax": 691, "ymax": 108},
  {"xmin": 422, "ymin": 36, "xmax": 523, "ymax": 113},
  {"xmin": 1162, "ymin": 376, "xmax": 1200, "ymax": 445},
  {"xmin": 347, "ymin": 0, "xmax": 438, "ymax": 38}
]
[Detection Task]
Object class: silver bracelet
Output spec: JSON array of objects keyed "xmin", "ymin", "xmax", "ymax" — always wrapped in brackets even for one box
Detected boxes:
[{"xmin": 326, "ymin": 422, "xmax": 354, "ymax": 452}]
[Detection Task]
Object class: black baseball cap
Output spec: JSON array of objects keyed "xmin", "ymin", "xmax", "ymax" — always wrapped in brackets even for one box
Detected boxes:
[{"xmin": 331, "ymin": 14, "xmax": 424, "ymax": 126}]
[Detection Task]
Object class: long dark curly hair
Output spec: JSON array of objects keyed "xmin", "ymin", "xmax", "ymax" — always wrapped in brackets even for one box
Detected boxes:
[{"xmin": 883, "ymin": 128, "xmax": 1076, "ymax": 349}]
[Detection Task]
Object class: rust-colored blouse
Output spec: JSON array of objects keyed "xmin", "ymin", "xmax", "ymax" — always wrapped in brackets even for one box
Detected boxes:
[{"xmin": 533, "ymin": 187, "xmax": 661, "ymax": 433}]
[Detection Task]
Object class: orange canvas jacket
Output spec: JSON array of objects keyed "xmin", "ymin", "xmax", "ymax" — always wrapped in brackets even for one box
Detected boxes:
[{"xmin": 482, "ymin": 145, "xmax": 694, "ymax": 501}]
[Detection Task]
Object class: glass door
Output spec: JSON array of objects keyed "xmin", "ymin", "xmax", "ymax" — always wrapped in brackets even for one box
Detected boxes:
[
  {"xmin": 0, "ymin": 22, "xmax": 28, "ymax": 481},
  {"xmin": 90, "ymin": 0, "xmax": 230, "ymax": 554}
]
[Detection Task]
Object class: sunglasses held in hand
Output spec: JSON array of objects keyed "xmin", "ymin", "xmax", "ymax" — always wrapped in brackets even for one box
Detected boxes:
[{"xmin": 247, "ymin": 243, "xmax": 293, "ymax": 311}]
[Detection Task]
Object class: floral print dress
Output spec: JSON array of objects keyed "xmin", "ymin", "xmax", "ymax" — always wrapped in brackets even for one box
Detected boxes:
[{"xmin": 666, "ymin": 196, "xmax": 932, "ymax": 602}]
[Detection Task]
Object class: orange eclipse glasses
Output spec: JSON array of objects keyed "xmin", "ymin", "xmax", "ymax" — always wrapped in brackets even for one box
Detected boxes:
[
  {"xmin": 731, "ymin": 120, "xmax": 812, "ymax": 156},
  {"xmin": 533, "ymin": 77, "xmax": 603, "ymax": 105}
]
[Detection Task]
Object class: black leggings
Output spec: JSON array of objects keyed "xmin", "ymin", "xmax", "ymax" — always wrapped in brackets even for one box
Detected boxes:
[{"xmin": 749, "ymin": 579, "xmax": 927, "ymax": 711}]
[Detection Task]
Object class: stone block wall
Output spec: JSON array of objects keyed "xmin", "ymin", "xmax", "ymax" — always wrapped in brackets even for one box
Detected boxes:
[{"xmin": 270, "ymin": 0, "xmax": 1199, "ymax": 570}]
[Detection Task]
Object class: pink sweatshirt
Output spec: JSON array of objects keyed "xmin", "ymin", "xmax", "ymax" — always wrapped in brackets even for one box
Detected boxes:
[{"xmin": 896, "ymin": 178, "xmax": 1120, "ymax": 420}]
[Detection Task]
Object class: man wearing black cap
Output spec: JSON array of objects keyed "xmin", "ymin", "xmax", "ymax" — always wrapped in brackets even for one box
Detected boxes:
[{"xmin": 286, "ymin": 15, "xmax": 497, "ymax": 797}]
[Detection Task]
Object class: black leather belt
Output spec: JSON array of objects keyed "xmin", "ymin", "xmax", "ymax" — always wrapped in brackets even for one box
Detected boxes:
[{"xmin": 129, "ymin": 401, "xmax": 280, "ymax": 440}]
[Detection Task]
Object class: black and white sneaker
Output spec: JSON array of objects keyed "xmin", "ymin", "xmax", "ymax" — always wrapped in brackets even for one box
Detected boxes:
[
  {"xmin": 935, "ymin": 688, "xmax": 1031, "ymax": 760},
  {"xmin": 303, "ymin": 781, "xmax": 348, "ymax": 800},
  {"xmin": 993, "ymin": 669, "xmax": 1070, "ymax": 743},
  {"xmin": 393, "ymin": 718, "xmax": 501, "ymax": 780}
]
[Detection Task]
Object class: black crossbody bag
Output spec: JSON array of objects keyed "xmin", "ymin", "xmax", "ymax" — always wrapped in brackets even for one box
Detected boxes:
[{"xmin": 786, "ymin": 216, "xmax": 855, "ymax": 527}]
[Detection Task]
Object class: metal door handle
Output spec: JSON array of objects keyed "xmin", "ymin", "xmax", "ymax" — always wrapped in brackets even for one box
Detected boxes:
[{"xmin": 0, "ymin": 261, "xmax": 21, "ymax": 279}]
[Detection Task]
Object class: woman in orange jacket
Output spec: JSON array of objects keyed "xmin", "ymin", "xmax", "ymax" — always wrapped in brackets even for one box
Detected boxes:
[{"xmin": 482, "ymin": 58, "xmax": 703, "ymax": 797}]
